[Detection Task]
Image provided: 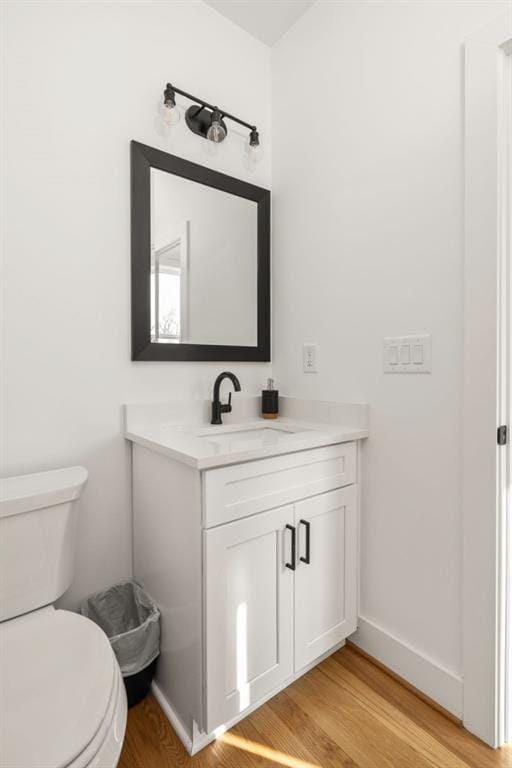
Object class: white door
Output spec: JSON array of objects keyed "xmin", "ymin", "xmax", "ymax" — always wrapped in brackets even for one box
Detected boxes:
[
  {"xmin": 463, "ymin": 11, "xmax": 512, "ymax": 746},
  {"xmin": 204, "ymin": 505, "xmax": 295, "ymax": 732},
  {"xmin": 294, "ymin": 486, "xmax": 357, "ymax": 671}
]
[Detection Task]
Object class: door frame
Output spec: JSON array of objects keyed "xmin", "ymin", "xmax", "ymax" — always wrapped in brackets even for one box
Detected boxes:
[{"xmin": 463, "ymin": 9, "xmax": 512, "ymax": 748}]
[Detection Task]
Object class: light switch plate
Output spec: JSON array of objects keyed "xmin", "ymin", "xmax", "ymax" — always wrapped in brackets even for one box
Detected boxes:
[
  {"xmin": 303, "ymin": 343, "xmax": 318, "ymax": 373},
  {"xmin": 384, "ymin": 335, "xmax": 431, "ymax": 373}
]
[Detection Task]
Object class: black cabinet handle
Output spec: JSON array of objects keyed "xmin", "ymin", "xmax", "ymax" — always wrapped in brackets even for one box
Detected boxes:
[
  {"xmin": 299, "ymin": 519, "xmax": 311, "ymax": 564},
  {"xmin": 285, "ymin": 524, "xmax": 296, "ymax": 570}
]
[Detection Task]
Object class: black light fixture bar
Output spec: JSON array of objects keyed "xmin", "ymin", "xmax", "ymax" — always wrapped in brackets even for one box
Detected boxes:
[{"xmin": 166, "ymin": 83, "xmax": 256, "ymax": 132}]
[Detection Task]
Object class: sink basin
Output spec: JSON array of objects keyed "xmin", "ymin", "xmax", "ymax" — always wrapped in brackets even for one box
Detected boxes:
[{"xmin": 192, "ymin": 423, "xmax": 311, "ymax": 449}]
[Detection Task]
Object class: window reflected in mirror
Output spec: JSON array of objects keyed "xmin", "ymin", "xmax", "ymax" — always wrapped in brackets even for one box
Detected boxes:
[{"xmin": 151, "ymin": 225, "xmax": 188, "ymax": 343}]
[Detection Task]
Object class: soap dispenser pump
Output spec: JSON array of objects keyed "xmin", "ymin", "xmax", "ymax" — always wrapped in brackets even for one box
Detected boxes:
[{"xmin": 261, "ymin": 378, "xmax": 279, "ymax": 420}]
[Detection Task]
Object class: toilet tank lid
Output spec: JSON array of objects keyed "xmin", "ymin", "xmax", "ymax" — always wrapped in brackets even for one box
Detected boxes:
[{"xmin": 0, "ymin": 466, "xmax": 88, "ymax": 518}]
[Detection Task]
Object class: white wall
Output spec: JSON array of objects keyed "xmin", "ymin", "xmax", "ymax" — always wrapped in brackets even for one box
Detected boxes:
[
  {"xmin": 1, "ymin": 0, "xmax": 271, "ymax": 608},
  {"xmin": 272, "ymin": 0, "xmax": 508, "ymax": 686}
]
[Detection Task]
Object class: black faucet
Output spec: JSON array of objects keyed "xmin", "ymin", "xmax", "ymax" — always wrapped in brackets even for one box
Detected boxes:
[{"xmin": 211, "ymin": 371, "xmax": 241, "ymax": 425}]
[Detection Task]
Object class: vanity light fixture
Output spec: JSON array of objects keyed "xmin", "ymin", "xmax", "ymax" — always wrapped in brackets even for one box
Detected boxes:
[{"xmin": 160, "ymin": 82, "xmax": 263, "ymax": 162}]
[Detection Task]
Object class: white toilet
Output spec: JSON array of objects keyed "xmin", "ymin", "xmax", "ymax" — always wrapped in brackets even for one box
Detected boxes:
[{"xmin": 0, "ymin": 467, "xmax": 127, "ymax": 768}]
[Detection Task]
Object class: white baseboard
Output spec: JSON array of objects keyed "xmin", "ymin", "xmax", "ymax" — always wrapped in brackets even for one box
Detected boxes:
[
  {"xmin": 151, "ymin": 681, "xmax": 193, "ymax": 754},
  {"xmin": 350, "ymin": 616, "xmax": 463, "ymax": 718}
]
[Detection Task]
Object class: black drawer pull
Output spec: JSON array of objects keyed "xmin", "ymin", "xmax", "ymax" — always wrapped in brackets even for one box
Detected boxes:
[
  {"xmin": 299, "ymin": 519, "xmax": 311, "ymax": 564},
  {"xmin": 285, "ymin": 524, "xmax": 296, "ymax": 570}
]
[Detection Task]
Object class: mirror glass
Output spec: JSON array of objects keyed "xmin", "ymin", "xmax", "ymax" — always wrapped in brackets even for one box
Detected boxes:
[{"xmin": 150, "ymin": 168, "xmax": 258, "ymax": 346}]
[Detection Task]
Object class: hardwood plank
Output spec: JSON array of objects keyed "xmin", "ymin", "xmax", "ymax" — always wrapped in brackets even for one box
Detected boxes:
[
  {"xmin": 345, "ymin": 641, "xmax": 462, "ymax": 724},
  {"xmin": 245, "ymin": 689, "xmax": 355, "ymax": 767},
  {"xmin": 286, "ymin": 664, "xmax": 437, "ymax": 768},
  {"xmin": 265, "ymin": 689, "xmax": 359, "ymax": 767},
  {"xmin": 319, "ymin": 655, "xmax": 468, "ymax": 768},
  {"xmin": 227, "ymin": 715, "xmax": 317, "ymax": 767},
  {"xmin": 116, "ymin": 734, "xmax": 141, "ymax": 768},
  {"xmin": 336, "ymin": 646, "xmax": 512, "ymax": 768},
  {"xmin": 201, "ymin": 731, "xmax": 260, "ymax": 768},
  {"xmin": 118, "ymin": 646, "xmax": 512, "ymax": 768},
  {"xmin": 118, "ymin": 696, "xmax": 192, "ymax": 768}
]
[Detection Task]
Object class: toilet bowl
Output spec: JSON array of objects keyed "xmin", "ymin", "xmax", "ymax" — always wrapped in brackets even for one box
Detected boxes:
[{"xmin": 0, "ymin": 467, "xmax": 127, "ymax": 768}]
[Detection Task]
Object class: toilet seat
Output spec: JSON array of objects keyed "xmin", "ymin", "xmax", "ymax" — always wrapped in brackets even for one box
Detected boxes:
[
  {"xmin": 0, "ymin": 606, "xmax": 125, "ymax": 768},
  {"xmin": 65, "ymin": 660, "xmax": 126, "ymax": 768}
]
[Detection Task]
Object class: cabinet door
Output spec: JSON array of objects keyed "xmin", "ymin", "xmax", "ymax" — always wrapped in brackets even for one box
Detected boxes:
[
  {"xmin": 294, "ymin": 486, "xmax": 357, "ymax": 671},
  {"xmin": 204, "ymin": 505, "xmax": 295, "ymax": 732}
]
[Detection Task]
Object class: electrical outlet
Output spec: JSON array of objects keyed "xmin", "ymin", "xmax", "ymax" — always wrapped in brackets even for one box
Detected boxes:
[{"xmin": 303, "ymin": 344, "xmax": 318, "ymax": 373}]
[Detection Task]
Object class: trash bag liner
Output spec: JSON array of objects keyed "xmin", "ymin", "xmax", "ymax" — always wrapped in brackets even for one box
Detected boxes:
[{"xmin": 81, "ymin": 581, "xmax": 160, "ymax": 678}]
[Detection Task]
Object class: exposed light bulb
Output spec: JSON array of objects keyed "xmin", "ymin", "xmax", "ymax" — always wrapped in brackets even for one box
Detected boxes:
[
  {"xmin": 163, "ymin": 99, "xmax": 180, "ymax": 125},
  {"xmin": 208, "ymin": 122, "xmax": 226, "ymax": 143},
  {"xmin": 247, "ymin": 142, "xmax": 263, "ymax": 162},
  {"xmin": 160, "ymin": 84, "xmax": 180, "ymax": 131},
  {"xmin": 246, "ymin": 129, "xmax": 263, "ymax": 163},
  {"xmin": 207, "ymin": 109, "xmax": 227, "ymax": 143}
]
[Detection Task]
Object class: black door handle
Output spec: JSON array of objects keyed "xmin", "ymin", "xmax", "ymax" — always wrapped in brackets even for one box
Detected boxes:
[
  {"xmin": 285, "ymin": 524, "xmax": 296, "ymax": 570},
  {"xmin": 299, "ymin": 519, "xmax": 311, "ymax": 564}
]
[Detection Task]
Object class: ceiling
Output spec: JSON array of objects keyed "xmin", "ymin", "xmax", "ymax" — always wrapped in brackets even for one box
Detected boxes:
[{"xmin": 204, "ymin": 0, "xmax": 315, "ymax": 46}]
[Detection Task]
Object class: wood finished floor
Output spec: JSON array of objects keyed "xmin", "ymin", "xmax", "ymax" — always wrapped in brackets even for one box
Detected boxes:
[{"xmin": 118, "ymin": 646, "xmax": 512, "ymax": 768}]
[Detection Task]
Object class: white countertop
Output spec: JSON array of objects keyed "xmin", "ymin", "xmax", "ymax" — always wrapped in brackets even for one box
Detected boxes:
[{"xmin": 124, "ymin": 398, "xmax": 368, "ymax": 470}]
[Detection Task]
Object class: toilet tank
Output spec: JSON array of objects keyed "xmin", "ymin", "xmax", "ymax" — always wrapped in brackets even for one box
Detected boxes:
[{"xmin": 0, "ymin": 466, "xmax": 88, "ymax": 621}]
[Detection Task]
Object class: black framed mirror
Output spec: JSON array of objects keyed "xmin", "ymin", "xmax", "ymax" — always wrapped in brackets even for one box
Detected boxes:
[{"xmin": 131, "ymin": 141, "xmax": 270, "ymax": 361}]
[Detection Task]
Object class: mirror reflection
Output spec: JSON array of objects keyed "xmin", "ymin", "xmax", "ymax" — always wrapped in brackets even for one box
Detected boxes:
[{"xmin": 150, "ymin": 168, "xmax": 258, "ymax": 346}]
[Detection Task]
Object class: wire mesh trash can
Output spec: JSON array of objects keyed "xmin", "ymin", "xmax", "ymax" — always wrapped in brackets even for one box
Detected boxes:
[{"xmin": 80, "ymin": 581, "xmax": 160, "ymax": 708}]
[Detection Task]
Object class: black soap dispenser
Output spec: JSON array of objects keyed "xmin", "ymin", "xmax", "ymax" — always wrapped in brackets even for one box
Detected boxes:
[{"xmin": 261, "ymin": 378, "xmax": 279, "ymax": 420}]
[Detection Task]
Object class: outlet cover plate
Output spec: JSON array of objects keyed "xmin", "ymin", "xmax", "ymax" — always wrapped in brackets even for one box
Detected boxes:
[{"xmin": 303, "ymin": 343, "xmax": 318, "ymax": 373}]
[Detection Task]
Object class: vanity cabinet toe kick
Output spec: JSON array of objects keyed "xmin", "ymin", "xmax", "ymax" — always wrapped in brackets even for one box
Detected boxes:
[{"xmin": 132, "ymin": 440, "xmax": 360, "ymax": 754}]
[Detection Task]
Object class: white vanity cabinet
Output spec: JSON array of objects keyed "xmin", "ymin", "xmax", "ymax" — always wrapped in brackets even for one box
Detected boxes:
[
  {"xmin": 132, "ymin": 438, "xmax": 360, "ymax": 753},
  {"xmin": 204, "ymin": 485, "xmax": 357, "ymax": 732}
]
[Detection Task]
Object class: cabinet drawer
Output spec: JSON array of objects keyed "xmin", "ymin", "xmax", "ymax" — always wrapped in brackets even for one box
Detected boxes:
[{"xmin": 203, "ymin": 442, "xmax": 356, "ymax": 528}]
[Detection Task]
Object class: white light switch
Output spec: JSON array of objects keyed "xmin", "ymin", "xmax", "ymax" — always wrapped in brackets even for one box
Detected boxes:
[
  {"xmin": 399, "ymin": 344, "xmax": 411, "ymax": 364},
  {"xmin": 303, "ymin": 344, "xmax": 318, "ymax": 373},
  {"xmin": 384, "ymin": 335, "xmax": 431, "ymax": 373},
  {"xmin": 388, "ymin": 346, "xmax": 399, "ymax": 365},
  {"xmin": 413, "ymin": 344, "xmax": 424, "ymax": 364}
]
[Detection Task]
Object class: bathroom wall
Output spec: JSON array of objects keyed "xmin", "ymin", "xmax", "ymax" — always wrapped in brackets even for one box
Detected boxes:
[
  {"xmin": 272, "ymin": 0, "xmax": 508, "ymax": 705},
  {"xmin": 1, "ymin": 0, "xmax": 271, "ymax": 608}
]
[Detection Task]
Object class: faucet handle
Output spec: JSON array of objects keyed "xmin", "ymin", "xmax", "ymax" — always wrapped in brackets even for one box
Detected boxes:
[{"xmin": 221, "ymin": 391, "xmax": 232, "ymax": 415}]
